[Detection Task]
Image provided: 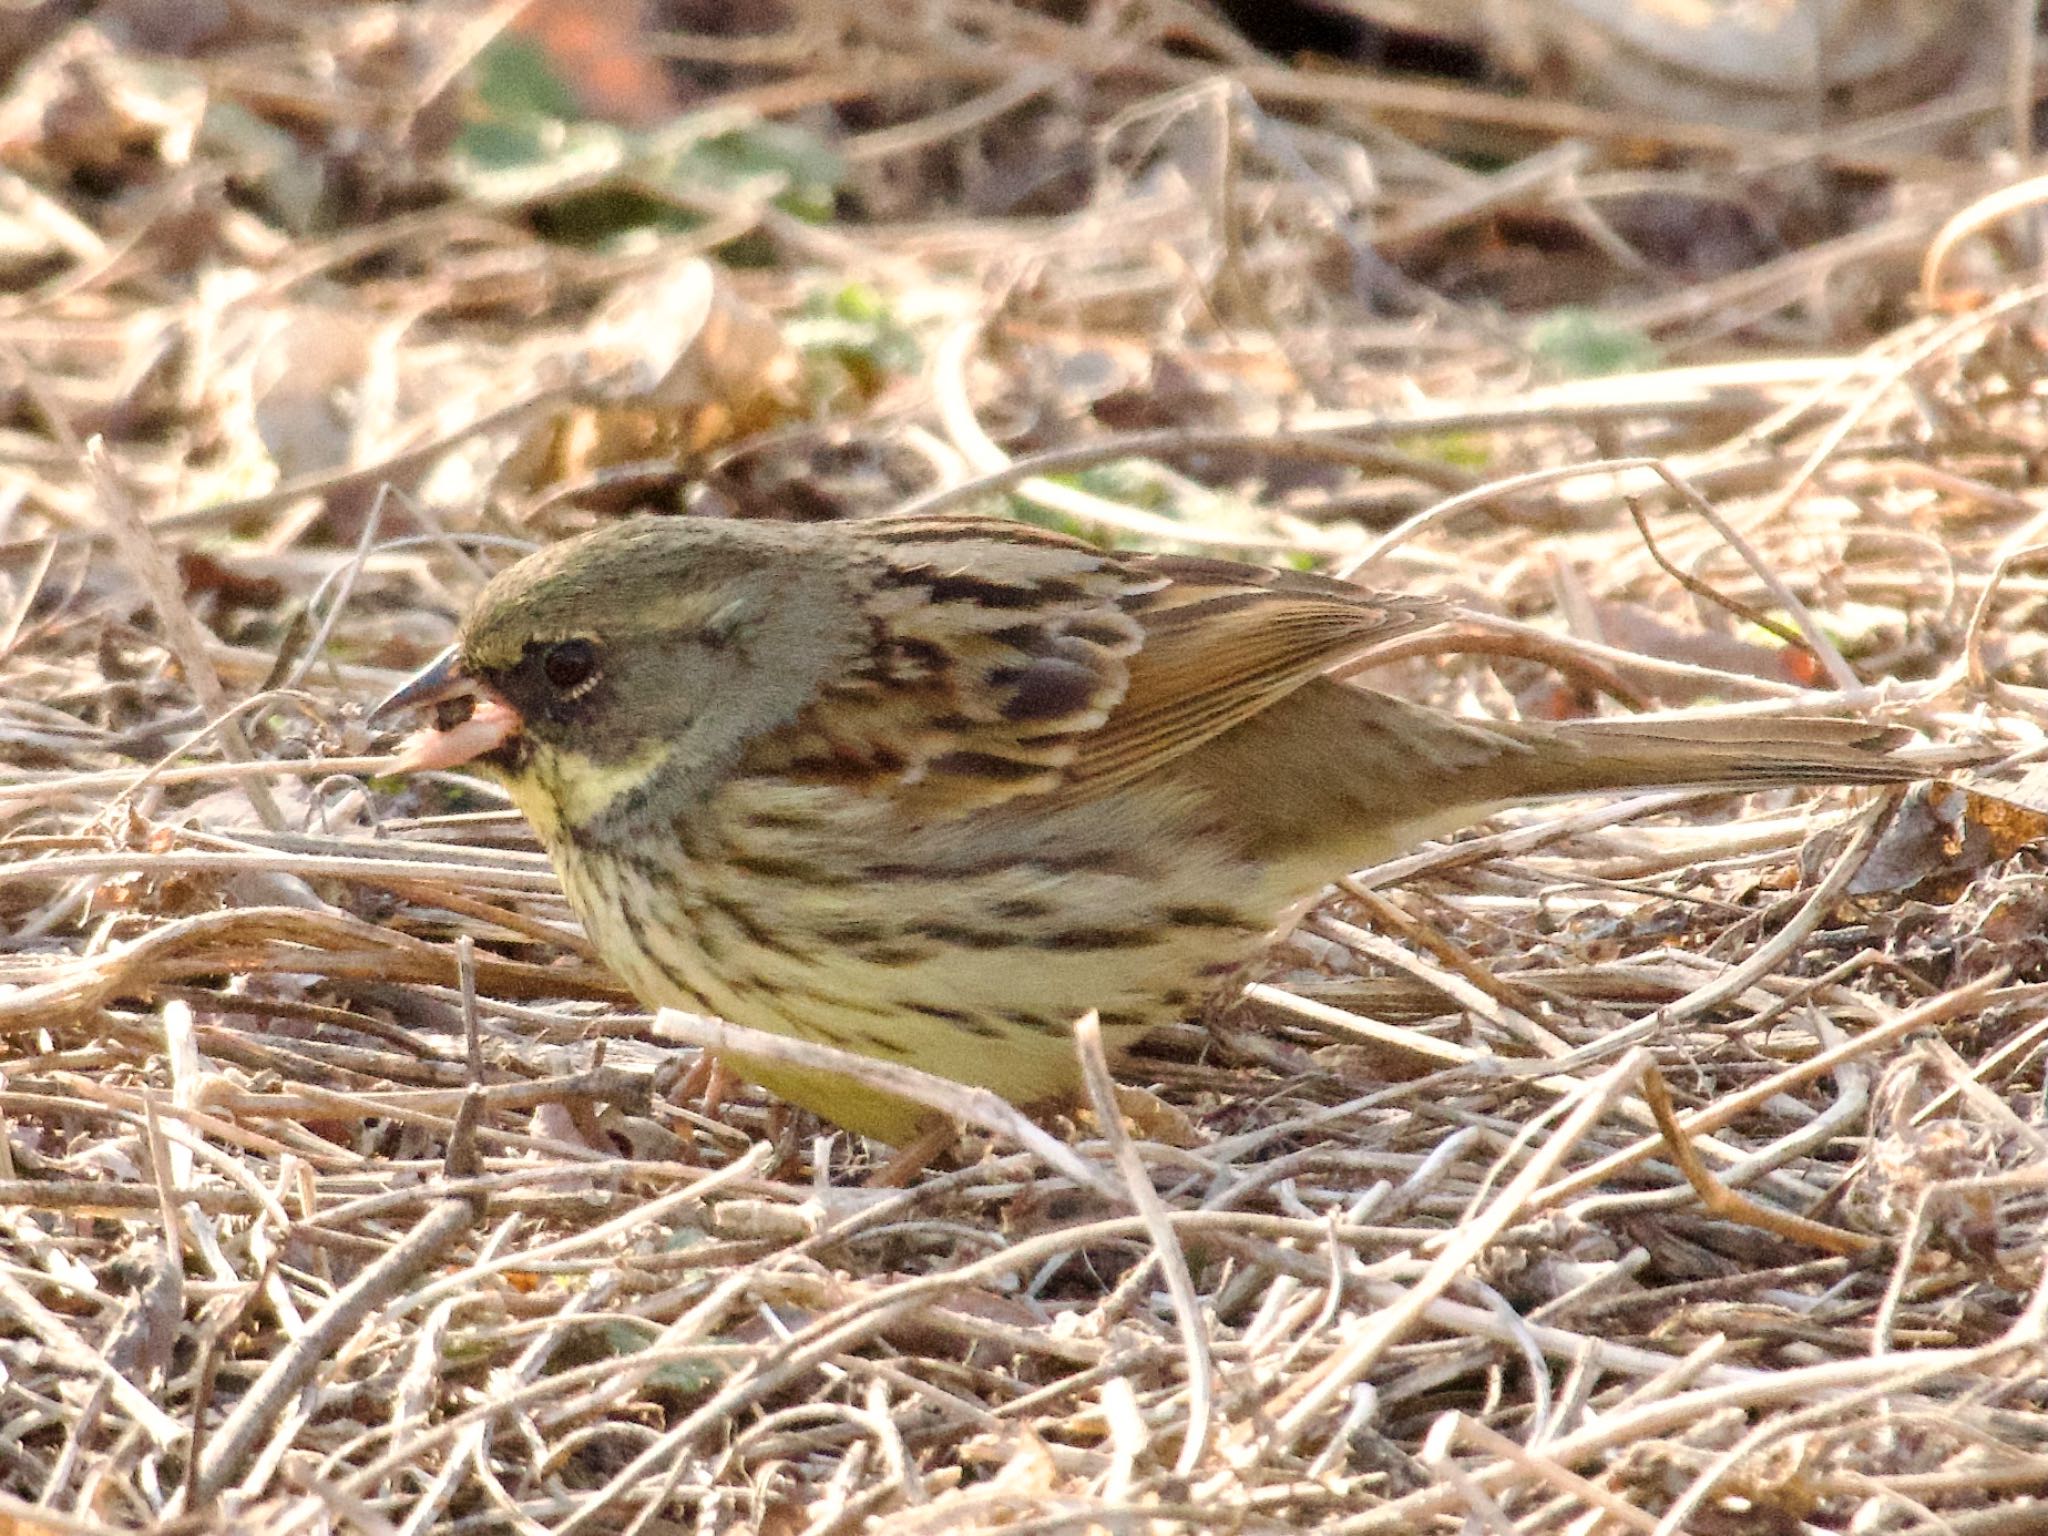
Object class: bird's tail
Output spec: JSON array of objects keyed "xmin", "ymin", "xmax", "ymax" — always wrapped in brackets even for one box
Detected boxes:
[
  {"xmin": 1502, "ymin": 710, "xmax": 1924, "ymax": 795},
  {"xmin": 1195, "ymin": 681, "xmax": 1945, "ymax": 893}
]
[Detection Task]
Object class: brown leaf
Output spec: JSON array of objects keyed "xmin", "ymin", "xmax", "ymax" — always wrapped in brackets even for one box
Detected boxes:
[
  {"xmin": 498, "ymin": 261, "xmax": 801, "ymax": 501},
  {"xmin": 1849, "ymin": 781, "xmax": 2048, "ymax": 898}
]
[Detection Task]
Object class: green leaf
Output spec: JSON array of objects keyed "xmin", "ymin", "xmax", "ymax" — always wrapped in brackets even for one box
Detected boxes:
[
  {"xmin": 1526, "ymin": 308, "xmax": 1659, "ymax": 379},
  {"xmin": 1392, "ymin": 430, "xmax": 1491, "ymax": 471},
  {"xmin": 470, "ymin": 34, "xmax": 583, "ymax": 123},
  {"xmin": 449, "ymin": 118, "xmax": 627, "ymax": 199},
  {"xmin": 446, "ymin": 63, "xmax": 842, "ymax": 250},
  {"xmin": 594, "ymin": 1321, "xmax": 726, "ymax": 1394},
  {"xmin": 788, "ymin": 282, "xmax": 922, "ymax": 401},
  {"xmin": 657, "ymin": 120, "xmax": 843, "ymax": 223}
]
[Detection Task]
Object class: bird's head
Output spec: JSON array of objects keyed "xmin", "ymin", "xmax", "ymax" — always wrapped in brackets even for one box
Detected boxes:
[{"xmin": 373, "ymin": 518, "xmax": 865, "ymax": 840}]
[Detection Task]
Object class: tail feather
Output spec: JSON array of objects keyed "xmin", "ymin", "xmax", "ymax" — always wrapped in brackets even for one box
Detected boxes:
[
  {"xmin": 1322, "ymin": 688, "xmax": 1924, "ymax": 809},
  {"xmin": 1515, "ymin": 713, "xmax": 1922, "ymax": 794},
  {"xmin": 1185, "ymin": 680, "xmax": 1938, "ymax": 887}
]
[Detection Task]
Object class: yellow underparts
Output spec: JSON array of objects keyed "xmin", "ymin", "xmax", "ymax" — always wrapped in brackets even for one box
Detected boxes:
[
  {"xmin": 500, "ymin": 740, "xmax": 672, "ymax": 844},
  {"xmin": 516, "ymin": 763, "xmax": 1247, "ymax": 1146},
  {"xmin": 720, "ymin": 1054, "xmax": 959, "ymax": 1145}
]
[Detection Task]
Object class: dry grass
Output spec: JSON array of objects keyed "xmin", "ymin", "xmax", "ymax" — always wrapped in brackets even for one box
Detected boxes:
[{"xmin": 5, "ymin": 2, "xmax": 2048, "ymax": 1532}]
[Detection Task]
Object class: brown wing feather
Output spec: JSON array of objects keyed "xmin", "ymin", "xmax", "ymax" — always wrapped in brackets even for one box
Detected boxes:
[
  {"xmin": 1071, "ymin": 555, "xmax": 1445, "ymax": 794},
  {"xmin": 770, "ymin": 517, "xmax": 1443, "ymax": 816}
]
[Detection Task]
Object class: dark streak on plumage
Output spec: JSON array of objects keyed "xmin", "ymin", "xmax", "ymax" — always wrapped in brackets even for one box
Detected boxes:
[
  {"xmin": 788, "ymin": 987, "xmax": 903, "ymax": 1022},
  {"xmin": 903, "ymin": 921, "xmax": 1020, "ymax": 950},
  {"xmin": 1161, "ymin": 903, "xmax": 1258, "ymax": 930},
  {"xmin": 670, "ymin": 814, "xmax": 713, "ymax": 864},
  {"xmin": 739, "ymin": 807, "xmax": 813, "ymax": 831},
  {"xmin": 869, "ymin": 847, "xmax": 1132, "ymax": 881},
  {"xmin": 805, "ymin": 1020, "xmax": 855, "ymax": 1048},
  {"xmin": 928, "ymin": 749, "xmax": 1059, "ymax": 782},
  {"xmin": 725, "ymin": 851, "xmax": 855, "ymax": 885},
  {"xmin": 991, "ymin": 897, "xmax": 1053, "ymax": 921},
  {"xmin": 877, "ymin": 567, "xmax": 1045, "ymax": 609},
  {"xmin": 1039, "ymin": 927, "xmax": 1154, "ymax": 951},
  {"xmin": 613, "ymin": 895, "xmax": 712, "ymax": 1010},
  {"xmin": 998, "ymin": 1009, "xmax": 1062, "ymax": 1034},
  {"xmin": 1068, "ymin": 616, "xmax": 1143, "ymax": 648},
  {"xmin": 874, "ymin": 519, "xmax": 1078, "ymax": 547},
  {"xmin": 894, "ymin": 636, "xmax": 949, "ymax": 671},
  {"xmin": 902, "ymin": 1001, "xmax": 977, "ymax": 1025},
  {"xmin": 995, "ymin": 657, "xmax": 1104, "ymax": 722},
  {"xmin": 701, "ymin": 890, "xmax": 788, "ymax": 954},
  {"xmin": 818, "ymin": 919, "xmax": 888, "ymax": 945}
]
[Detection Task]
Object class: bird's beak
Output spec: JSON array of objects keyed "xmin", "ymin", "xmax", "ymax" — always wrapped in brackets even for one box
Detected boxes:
[
  {"xmin": 372, "ymin": 646, "xmax": 522, "ymax": 773},
  {"xmin": 371, "ymin": 646, "xmax": 469, "ymax": 723}
]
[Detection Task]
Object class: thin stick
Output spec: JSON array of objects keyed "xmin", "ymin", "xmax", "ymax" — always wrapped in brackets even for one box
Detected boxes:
[
  {"xmin": 1337, "ymin": 457, "xmax": 1665, "ymax": 579},
  {"xmin": 1535, "ymin": 969, "xmax": 2008, "ymax": 1209},
  {"xmin": 185, "ymin": 1094, "xmax": 486, "ymax": 1503},
  {"xmin": 1648, "ymin": 461, "xmax": 1859, "ymax": 690},
  {"xmin": 1336, "ymin": 627, "xmax": 1656, "ymax": 710},
  {"xmin": 1336, "ymin": 1318, "xmax": 2042, "ymax": 1533},
  {"xmin": 0, "ymin": 1268, "xmax": 185, "ymax": 1449},
  {"xmin": 1073, "ymin": 1011, "xmax": 1215, "ymax": 1477},
  {"xmin": 86, "ymin": 442, "xmax": 285, "ymax": 829},
  {"xmin": 1454, "ymin": 1415, "xmax": 1660, "ymax": 1536},
  {"xmin": 926, "ymin": 319, "xmax": 1353, "ymax": 554},
  {"xmin": 1625, "ymin": 496, "xmax": 1808, "ymax": 653},
  {"xmin": 1641, "ymin": 1064, "xmax": 1875, "ymax": 1257},
  {"xmin": 1755, "ymin": 279, "xmax": 2048, "ymax": 529},
  {"xmin": 1267, "ymin": 1049, "xmax": 1649, "ymax": 1449}
]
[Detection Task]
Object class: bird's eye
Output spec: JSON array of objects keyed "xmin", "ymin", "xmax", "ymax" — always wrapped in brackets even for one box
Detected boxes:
[{"xmin": 541, "ymin": 638, "xmax": 599, "ymax": 694}]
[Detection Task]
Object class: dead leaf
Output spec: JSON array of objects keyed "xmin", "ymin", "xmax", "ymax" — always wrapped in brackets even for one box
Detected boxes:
[
  {"xmin": 1109, "ymin": 1082, "xmax": 1200, "ymax": 1147},
  {"xmin": 1849, "ymin": 781, "xmax": 2047, "ymax": 899},
  {"xmin": 498, "ymin": 260, "xmax": 800, "ymax": 500},
  {"xmin": 0, "ymin": 27, "xmax": 204, "ymax": 187}
]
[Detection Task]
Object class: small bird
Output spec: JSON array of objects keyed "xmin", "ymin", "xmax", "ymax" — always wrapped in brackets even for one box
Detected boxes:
[{"xmin": 376, "ymin": 514, "xmax": 1921, "ymax": 1146}]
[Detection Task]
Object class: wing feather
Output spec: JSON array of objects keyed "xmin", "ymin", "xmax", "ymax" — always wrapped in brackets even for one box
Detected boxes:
[
  {"xmin": 768, "ymin": 517, "xmax": 1444, "ymax": 815},
  {"xmin": 1074, "ymin": 557, "xmax": 1443, "ymax": 793}
]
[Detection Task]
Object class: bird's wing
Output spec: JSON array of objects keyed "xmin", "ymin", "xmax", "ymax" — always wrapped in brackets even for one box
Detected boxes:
[
  {"xmin": 1069, "ymin": 553, "xmax": 1445, "ymax": 795},
  {"xmin": 779, "ymin": 517, "xmax": 1442, "ymax": 816}
]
